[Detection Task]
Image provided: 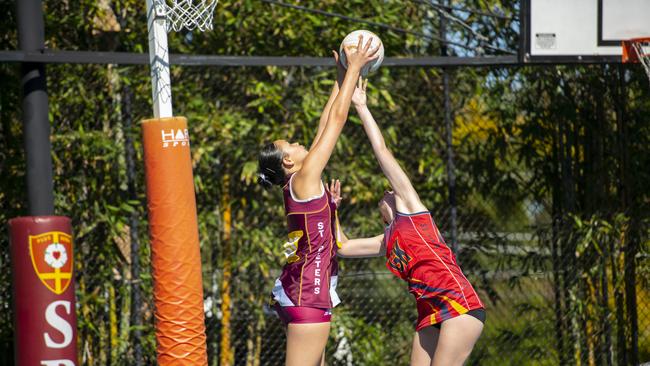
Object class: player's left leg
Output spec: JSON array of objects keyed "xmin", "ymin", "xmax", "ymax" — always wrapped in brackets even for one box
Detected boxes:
[
  {"xmin": 430, "ymin": 314, "xmax": 483, "ymax": 366},
  {"xmin": 286, "ymin": 322, "xmax": 330, "ymax": 366},
  {"xmin": 410, "ymin": 325, "xmax": 439, "ymax": 366}
]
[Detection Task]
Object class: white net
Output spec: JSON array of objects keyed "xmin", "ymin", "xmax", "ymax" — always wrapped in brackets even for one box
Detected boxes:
[
  {"xmin": 162, "ymin": 0, "xmax": 218, "ymax": 32},
  {"xmin": 632, "ymin": 40, "xmax": 650, "ymax": 83}
]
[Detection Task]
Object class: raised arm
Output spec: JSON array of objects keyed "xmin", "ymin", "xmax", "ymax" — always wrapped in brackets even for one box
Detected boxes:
[
  {"xmin": 293, "ymin": 37, "xmax": 380, "ymax": 199},
  {"xmin": 352, "ymin": 81, "xmax": 427, "ymax": 213},
  {"xmin": 310, "ymin": 52, "xmax": 346, "ymax": 150}
]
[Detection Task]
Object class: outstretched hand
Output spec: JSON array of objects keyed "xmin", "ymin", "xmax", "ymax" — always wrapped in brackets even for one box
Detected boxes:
[
  {"xmin": 352, "ymin": 77, "xmax": 368, "ymax": 107},
  {"xmin": 343, "ymin": 35, "xmax": 381, "ymax": 71},
  {"xmin": 328, "ymin": 179, "xmax": 342, "ymax": 207}
]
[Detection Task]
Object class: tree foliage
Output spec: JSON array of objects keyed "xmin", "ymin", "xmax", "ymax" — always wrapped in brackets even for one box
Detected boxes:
[{"xmin": 0, "ymin": 0, "xmax": 648, "ymax": 365}]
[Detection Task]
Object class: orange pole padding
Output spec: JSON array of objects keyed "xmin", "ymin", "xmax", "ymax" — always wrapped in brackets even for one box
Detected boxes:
[{"xmin": 141, "ymin": 116, "xmax": 208, "ymax": 365}]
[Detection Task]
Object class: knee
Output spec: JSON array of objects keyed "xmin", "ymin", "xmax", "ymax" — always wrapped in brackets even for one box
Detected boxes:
[
  {"xmin": 454, "ymin": 349, "xmax": 473, "ymax": 366},
  {"xmin": 432, "ymin": 354, "xmax": 470, "ymax": 366}
]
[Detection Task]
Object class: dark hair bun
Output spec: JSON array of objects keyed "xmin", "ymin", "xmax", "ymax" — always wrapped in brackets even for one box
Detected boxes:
[
  {"xmin": 258, "ymin": 172, "xmax": 275, "ymax": 189},
  {"xmin": 258, "ymin": 143, "xmax": 286, "ymax": 190}
]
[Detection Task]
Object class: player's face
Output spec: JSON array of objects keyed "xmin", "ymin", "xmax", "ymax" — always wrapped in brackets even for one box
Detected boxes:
[
  {"xmin": 274, "ymin": 139, "xmax": 308, "ymax": 168},
  {"xmin": 378, "ymin": 190, "xmax": 396, "ymax": 224}
]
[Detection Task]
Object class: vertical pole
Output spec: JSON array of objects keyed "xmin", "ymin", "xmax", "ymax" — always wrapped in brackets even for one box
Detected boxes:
[
  {"xmin": 518, "ymin": 0, "xmax": 529, "ymax": 63},
  {"xmin": 142, "ymin": 117, "xmax": 208, "ymax": 365},
  {"xmin": 616, "ymin": 65, "xmax": 638, "ymax": 366},
  {"xmin": 16, "ymin": 0, "xmax": 54, "ymax": 216},
  {"xmin": 10, "ymin": 217, "xmax": 78, "ymax": 366},
  {"xmin": 220, "ymin": 175, "xmax": 233, "ymax": 366},
  {"xmin": 145, "ymin": 0, "xmax": 173, "ymax": 118},
  {"xmin": 144, "ymin": 2, "xmax": 207, "ymax": 364},
  {"xmin": 123, "ymin": 85, "xmax": 143, "ymax": 366},
  {"xmin": 439, "ymin": 1, "xmax": 458, "ymax": 254}
]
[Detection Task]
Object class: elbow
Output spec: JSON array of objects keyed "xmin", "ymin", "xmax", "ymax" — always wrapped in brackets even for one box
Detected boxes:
[
  {"xmin": 336, "ymin": 246, "xmax": 351, "ymax": 258},
  {"xmin": 330, "ymin": 107, "xmax": 349, "ymax": 124},
  {"xmin": 379, "ymin": 242, "xmax": 387, "ymax": 256}
]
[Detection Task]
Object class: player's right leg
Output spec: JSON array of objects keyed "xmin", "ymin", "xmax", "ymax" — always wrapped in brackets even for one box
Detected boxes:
[
  {"xmin": 410, "ymin": 325, "xmax": 440, "ymax": 366},
  {"xmin": 430, "ymin": 314, "xmax": 483, "ymax": 366},
  {"xmin": 285, "ymin": 322, "xmax": 331, "ymax": 366}
]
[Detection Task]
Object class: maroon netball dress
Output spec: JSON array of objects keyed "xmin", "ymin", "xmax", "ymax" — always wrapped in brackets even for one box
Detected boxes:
[
  {"xmin": 384, "ymin": 211, "xmax": 485, "ymax": 330},
  {"xmin": 271, "ymin": 173, "xmax": 341, "ymax": 323}
]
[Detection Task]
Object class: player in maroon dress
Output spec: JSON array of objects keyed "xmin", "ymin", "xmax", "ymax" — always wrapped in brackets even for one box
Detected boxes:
[
  {"xmin": 257, "ymin": 36, "xmax": 379, "ymax": 366},
  {"xmin": 337, "ymin": 80, "xmax": 486, "ymax": 366}
]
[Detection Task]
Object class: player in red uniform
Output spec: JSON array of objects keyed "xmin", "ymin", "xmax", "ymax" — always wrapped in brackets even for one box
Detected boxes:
[
  {"xmin": 257, "ymin": 37, "xmax": 379, "ymax": 366},
  {"xmin": 337, "ymin": 80, "xmax": 485, "ymax": 366}
]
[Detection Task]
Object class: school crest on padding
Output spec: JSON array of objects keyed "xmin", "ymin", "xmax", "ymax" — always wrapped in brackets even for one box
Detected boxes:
[{"xmin": 29, "ymin": 231, "xmax": 74, "ymax": 295}]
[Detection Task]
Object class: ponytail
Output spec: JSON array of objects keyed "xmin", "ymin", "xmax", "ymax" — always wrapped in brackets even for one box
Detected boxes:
[{"xmin": 258, "ymin": 143, "xmax": 286, "ymax": 189}]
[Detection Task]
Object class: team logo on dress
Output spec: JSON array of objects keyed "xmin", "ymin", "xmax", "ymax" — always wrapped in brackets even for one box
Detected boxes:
[
  {"xmin": 29, "ymin": 231, "xmax": 74, "ymax": 295},
  {"xmin": 388, "ymin": 239, "xmax": 412, "ymax": 274},
  {"xmin": 283, "ymin": 230, "xmax": 303, "ymax": 264}
]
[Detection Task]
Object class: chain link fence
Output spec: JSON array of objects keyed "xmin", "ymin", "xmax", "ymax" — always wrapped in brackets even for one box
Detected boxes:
[{"xmin": 1, "ymin": 60, "xmax": 649, "ymax": 366}]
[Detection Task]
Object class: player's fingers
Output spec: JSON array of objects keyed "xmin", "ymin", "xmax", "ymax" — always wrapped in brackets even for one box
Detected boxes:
[
  {"xmin": 332, "ymin": 50, "xmax": 339, "ymax": 62},
  {"xmin": 358, "ymin": 76, "xmax": 363, "ymax": 89},
  {"xmin": 363, "ymin": 78, "xmax": 368, "ymax": 91},
  {"xmin": 363, "ymin": 37, "xmax": 374, "ymax": 53},
  {"xmin": 343, "ymin": 45, "xmax": 354, "ymax": 58},
  {"xmin": 367, "ymin": 52, "xmax": 380, "ymax": 62},
  {"xmin": 356, "ymin": 34, "xmax": 364, "ymax": 51},
  {"xmin": 366, "ymin": 42, "xmax": 380, "ymax": 58}
]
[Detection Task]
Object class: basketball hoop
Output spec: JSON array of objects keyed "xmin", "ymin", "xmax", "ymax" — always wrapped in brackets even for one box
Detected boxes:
[
  {"xmin": 160, "ymin": 0, "xmax": 219, "ymax": 32},
  {"xmin": 145, "ymin": 0, "xmax": 218, "ymax": 118},
  {"xmin": 622, "ymin": 37, "xmax": 650, "ymax": 83}
]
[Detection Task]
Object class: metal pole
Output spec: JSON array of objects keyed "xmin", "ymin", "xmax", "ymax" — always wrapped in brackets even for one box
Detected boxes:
[
  {"xmin": 16, "ymin": 0, "xmax": 54, "ymax": 216},
  {"xmin": 123, "ymin": 85, "xmax": 143, "ymax": 365},
  {"xmin": 146, "ymin": 0, "xmax": 173, "ymax": 118},
  {"xmin": 439, "ymin": 0, "xmax": 458, "ymax": 254}
]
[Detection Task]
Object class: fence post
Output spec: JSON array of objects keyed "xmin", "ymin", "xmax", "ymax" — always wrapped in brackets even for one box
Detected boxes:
[{"xmin": 439, "ymin": 0, "xmax": 458, "ymax": 254}]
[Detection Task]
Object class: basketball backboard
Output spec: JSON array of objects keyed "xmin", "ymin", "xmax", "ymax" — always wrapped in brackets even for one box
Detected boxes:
[{"xmin": 522, "ymin": 0, "xmax": 650, "ymax": 63}]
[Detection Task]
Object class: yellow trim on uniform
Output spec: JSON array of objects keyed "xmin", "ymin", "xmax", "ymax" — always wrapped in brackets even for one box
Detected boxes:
[
  {"xmin": 335, "ymin": 211, "xmax": 342, "ymax": 249},
  {"xmin": 440, "ymin": 295, "xmax": 469, "ymax": 314},
  {"xmin": 285, "ymin": 230, "xmax": 303, "ymax": 264}
]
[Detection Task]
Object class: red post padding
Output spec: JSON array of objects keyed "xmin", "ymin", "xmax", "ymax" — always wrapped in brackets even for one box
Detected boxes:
[{"xmin": 9, "ymin": 216, "xmax": 78, "ymax": 366}]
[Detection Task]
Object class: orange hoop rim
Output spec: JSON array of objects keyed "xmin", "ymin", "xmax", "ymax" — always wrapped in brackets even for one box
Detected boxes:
[{"xmin": 622, "ymin": 37, "xmax": 650, "ymax": 63}]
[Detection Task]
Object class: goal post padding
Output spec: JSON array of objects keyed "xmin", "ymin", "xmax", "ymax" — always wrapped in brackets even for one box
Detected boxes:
[
  {"xmin": 9, "ymin": 216, "xmax": 78, "ymax": 365},
  {"xmin": 142, "ymin": 116, "xmax": 208, "ymax": 365}
]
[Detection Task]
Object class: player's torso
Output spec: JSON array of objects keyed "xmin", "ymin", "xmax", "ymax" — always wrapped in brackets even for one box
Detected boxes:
[
  {"xmin": 384, "ymin": 212, "xmax": 483, "ymax": 308},
  {"xmin": 278, "ymin": 175, "xmax": 339, "ymax": 307}
]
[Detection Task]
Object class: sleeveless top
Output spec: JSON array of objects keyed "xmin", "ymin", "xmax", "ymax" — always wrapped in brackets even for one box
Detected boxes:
[
  {"xmin": 271, "ymin": 173, "xmax": 341, "ymax": 308},
  {"xmin": 384, "ymin": 211, "xmax": 484, "ymax": 314}
]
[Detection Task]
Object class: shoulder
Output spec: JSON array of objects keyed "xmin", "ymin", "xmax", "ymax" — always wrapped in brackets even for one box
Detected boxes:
[
  {"xmin": 291, "ymin": 171, "xmax": 326, "ymax": 201},
  {"xmin": 288, "ymin": 174, "xmax": 325, "ymax": 203},
  {"xmin": 395, "ymin": 194, "xmax": 428, "ymax": 214}
]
